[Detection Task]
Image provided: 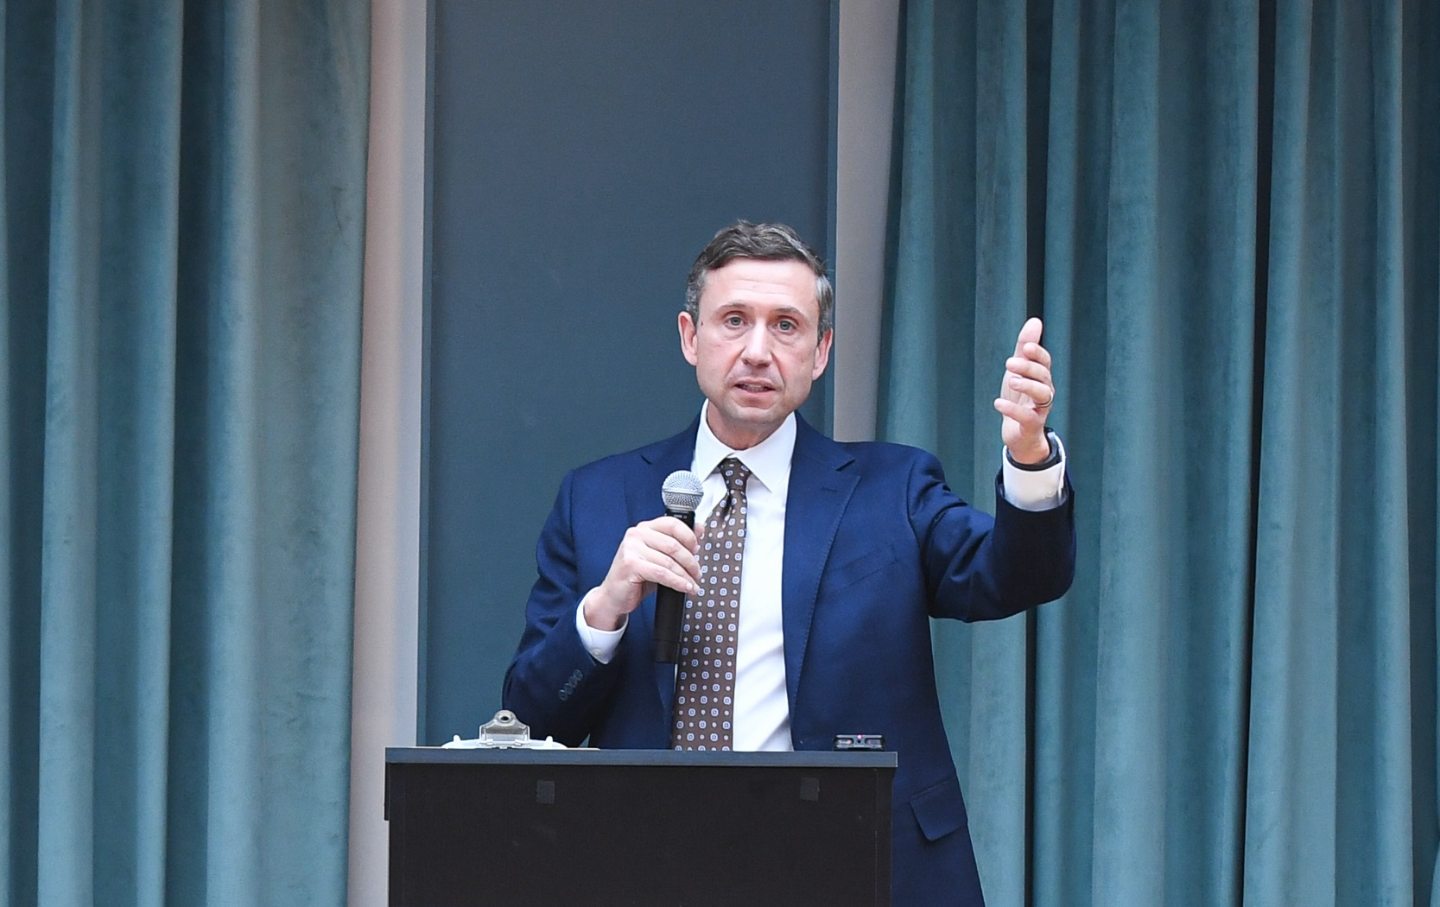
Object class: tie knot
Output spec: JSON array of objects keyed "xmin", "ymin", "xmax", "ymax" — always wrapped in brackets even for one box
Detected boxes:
[{"xmin": 718, "ymin": 457, "xmax": 750, "ymax": 494}]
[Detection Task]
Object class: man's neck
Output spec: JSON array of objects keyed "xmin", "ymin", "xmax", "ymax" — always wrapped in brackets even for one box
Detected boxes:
[{"xmin": 694, "ymin": 403, "xmax": 797, "ymax": 490}]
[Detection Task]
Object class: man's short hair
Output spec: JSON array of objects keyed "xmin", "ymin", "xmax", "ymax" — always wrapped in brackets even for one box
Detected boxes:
[{"xmin": 684, "ymin": 221, "xmax": 834, "ymax": 337}]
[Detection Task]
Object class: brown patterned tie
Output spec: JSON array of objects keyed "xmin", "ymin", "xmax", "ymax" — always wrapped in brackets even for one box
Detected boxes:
[{"xmin": 671, "ymin": 457, "xmax": 750, "ymax": 750}]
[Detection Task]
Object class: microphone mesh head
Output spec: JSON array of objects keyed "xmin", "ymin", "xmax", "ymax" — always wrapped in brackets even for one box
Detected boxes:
[{"xmin": 661, "ymin": 470, "xmax": 704, "ymax": 514}]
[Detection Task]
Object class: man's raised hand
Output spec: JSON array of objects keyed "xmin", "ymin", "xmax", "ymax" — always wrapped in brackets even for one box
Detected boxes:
[{"xmin": 993, "ymin": 317, "xmax": 1056, "ymax": 464}]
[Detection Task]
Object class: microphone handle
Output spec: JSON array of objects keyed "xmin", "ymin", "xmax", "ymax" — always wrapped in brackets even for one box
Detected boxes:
[{"xmin": 653, "ymin": 509, "xmax": 696, "ymax": 663}]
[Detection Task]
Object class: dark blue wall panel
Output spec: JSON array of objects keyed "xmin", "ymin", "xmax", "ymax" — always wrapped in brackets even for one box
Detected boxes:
[{"xmin": 423, "ymin": 1, "xmax": 834, "ymax": 742}]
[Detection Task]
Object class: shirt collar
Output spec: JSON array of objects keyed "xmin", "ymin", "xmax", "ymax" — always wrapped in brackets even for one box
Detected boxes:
[{"xmin": 692, "ymin": 401, "xmax": 796, "ymax": 496}]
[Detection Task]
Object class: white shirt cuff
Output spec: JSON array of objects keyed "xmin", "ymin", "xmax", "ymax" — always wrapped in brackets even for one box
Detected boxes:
[
  {"xmin": 1000, "ymin": 434, "xmax": 1068, "ymax": 511},
  {"xmin": 575, "ymin": 589, "xmax": 626, "ymax": 663}
]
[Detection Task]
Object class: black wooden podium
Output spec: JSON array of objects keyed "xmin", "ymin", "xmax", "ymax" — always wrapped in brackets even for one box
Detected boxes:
[{"xmin": 385, "ymin": 747, "xmax": 896, "ymax": 906}]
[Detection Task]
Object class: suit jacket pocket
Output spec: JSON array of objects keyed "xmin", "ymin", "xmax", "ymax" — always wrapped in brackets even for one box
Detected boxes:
[
  {"xmin": 908, "ymin": 775, "xmax": 968, "ymax": 843},
  {"xmin": 828, "ymin": 542, "xmax": 900, "ymax": 587}
]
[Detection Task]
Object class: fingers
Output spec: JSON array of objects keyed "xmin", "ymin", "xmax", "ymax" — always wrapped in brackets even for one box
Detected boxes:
[
  {"xmin": 643, "ymin": 515, "xmax": 701, "ymax": 561},
  {"xmin": 1003, "ymin": 372, "xmax": 1052, "ymax": 406},
  {"xmin": 632, "ymin": 518, "xmax": 702, "ymax": 588},
  {"xmin": 598, "ymin": 517, "xmax": 701, "ymax": 610},
  {"xmin": 997, "ymin": 318, "xmax": 1057, "ymax": 464},
  {"xmin": 1002, "ymin": 318, "xmax": 1054, "ymax": 407},
  {"xmin": 993, "ymin": 395, "xmax": 1048, "ymax": 427},
  {"xmin": 641, "ymin": 539, "xmax": 703, "ymax": 594},
  {"xmin": 1000, "ymin": 356, "xmax": 1053, "ymax": 407},
  {"xmin": 1005, "ymin": 355, "xmax": 1051, "ymax": 390}
]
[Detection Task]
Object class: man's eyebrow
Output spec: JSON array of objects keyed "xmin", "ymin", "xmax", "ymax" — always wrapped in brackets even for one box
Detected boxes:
[{"xmin": 709, "ymin": 301, "xmax": 812, "ymax": 321}]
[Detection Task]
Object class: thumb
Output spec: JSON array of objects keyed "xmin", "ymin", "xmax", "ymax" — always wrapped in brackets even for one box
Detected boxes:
[{"xmin": 1015, "ymin": 317, "xmax": 1044, "ymax": 352}]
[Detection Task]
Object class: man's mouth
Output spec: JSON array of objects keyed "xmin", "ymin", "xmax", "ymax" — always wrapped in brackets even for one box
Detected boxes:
[{"xmin": 734, "ymin": 380, "xmax": 776, "ymax": 395}]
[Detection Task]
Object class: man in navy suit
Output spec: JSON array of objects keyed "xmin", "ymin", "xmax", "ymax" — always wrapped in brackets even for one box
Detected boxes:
[{"xmin": 503, "ymin": 221, "xmax": 1074, "ymax": 905}]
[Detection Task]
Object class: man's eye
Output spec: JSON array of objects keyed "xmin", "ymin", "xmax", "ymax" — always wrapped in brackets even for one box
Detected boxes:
[
  {"xmin": 776, "ymin": 320, "xmax": 797, "ymax": 332},
  {"xmin": 724, "ymin": 315, "xmax": 744, "ymax": 327}
]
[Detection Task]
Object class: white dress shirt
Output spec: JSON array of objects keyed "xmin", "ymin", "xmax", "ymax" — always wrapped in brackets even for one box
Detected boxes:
[{"xmin": 577, "ymin": 403, "xmax": 1066, "ymax": 751}]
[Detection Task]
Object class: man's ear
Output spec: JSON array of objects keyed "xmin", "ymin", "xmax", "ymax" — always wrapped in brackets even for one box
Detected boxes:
[
  {"xmin": 811, "ymin": 328, "xmax": 833, "ymax": 379},
  {"xmin": 678, "ymin": 311, "xmax": 699, "ymax": 366}
]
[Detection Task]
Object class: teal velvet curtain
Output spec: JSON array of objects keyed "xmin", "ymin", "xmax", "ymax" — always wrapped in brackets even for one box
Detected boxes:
[
  {"xmin": 881, "ymin": 0, "xmax": 1439, "ymax": 904},
  {"xmin": 2, "ymin": 2, "xmax": 369, "ymax": 904}
]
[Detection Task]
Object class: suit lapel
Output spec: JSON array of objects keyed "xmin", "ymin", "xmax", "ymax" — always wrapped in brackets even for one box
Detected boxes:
[
  {"xmin": 631, "ymin": 416, "xmax": 860, "ymax": 722},
  {"xmin": 781, "ymin": 417, "xmax": 858, "ymax": 714},
  {"xmin": 633, "ymin": 420, "xmax": 700, "ymax": 715}
]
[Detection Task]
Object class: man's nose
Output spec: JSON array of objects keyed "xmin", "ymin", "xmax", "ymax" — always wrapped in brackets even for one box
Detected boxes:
[{"xmin": 740, "ymin": 325, "xmax": 772, "ymax": 364}]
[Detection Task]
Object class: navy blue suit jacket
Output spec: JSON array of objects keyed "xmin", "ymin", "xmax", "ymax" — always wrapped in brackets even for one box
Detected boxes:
[{"xmin": 503, "ymin": 415, "xmax": 1075, "ymax": 905}]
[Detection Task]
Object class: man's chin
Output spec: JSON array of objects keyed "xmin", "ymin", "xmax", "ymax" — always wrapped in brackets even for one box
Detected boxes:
[
  {"xmin": 708, "ymin": 400, "xmax": 789, "ymax": 448},
  {"xmin": 725, "ymin": 397, "xmax": 782, "ymax": 423}
]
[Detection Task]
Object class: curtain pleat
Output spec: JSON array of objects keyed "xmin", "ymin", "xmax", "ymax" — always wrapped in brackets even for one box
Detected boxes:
[
  {"xmin": 882, "ymin": 0, "xmax": 1438, "ymax": 903},
  {"xmin": 3, "ymin": 2, "xmax": 369, "ymax": 905},
  {"xmin": 1246, "ymin": 1, "xmax": 1428, "ymax": 902}
]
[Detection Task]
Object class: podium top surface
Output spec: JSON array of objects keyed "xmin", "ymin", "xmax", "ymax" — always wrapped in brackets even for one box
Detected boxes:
[{"xmin": 386, "ymin": 746, "xmax": 897, "ymax": 770}]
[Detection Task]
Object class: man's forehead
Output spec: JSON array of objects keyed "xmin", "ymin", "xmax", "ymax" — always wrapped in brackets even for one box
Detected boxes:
[{"xmin": 701, "ymin": 259, "xmax": 819, "ymax": 314}]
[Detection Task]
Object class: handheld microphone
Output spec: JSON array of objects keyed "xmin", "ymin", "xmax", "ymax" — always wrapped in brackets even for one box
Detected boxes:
[{"xmin": 654, "ymin": 470, "xmax": 703, "ymax": 663}]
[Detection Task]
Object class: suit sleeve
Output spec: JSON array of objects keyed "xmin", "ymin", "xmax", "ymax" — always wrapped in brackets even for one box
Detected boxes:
[
  {"xmin": 907, "ymin": 450, "xmax": 1076, "ymax": 622},
  {"xmin": 501, "ymin": 470, "xmax": 622, "ymax": 745}
]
